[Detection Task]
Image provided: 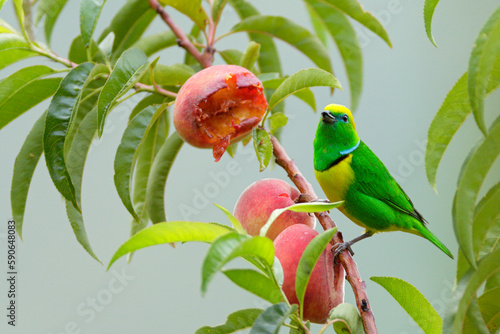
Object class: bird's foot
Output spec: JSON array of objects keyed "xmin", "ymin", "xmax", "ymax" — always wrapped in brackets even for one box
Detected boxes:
[{"xmin": 331, "ymin": 242, "xmax": 354, "ymax": 263}]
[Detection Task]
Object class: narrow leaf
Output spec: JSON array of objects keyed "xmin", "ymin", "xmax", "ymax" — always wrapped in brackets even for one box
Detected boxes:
[
  {"xmin": 108, "ymin": 222, "xmax": 233, "ymax": 269},
  {"xmin": 329, "ymin": 303, "xmax": 364, "ymax": 334},
  {"xmin": 35, "ymin": 0, "xmax": 69, "ymax": 45},
  {"xmin": 249, "ymin": 303, "xmax": 296, "ymax": 334},
  {"xmin": 454, "ymin": 117, "xmax": 500, "ymax": 267},
  {"xmin": 478, "ymin": 286, "xmax": 500, "ymax": 333},
  {"xmin": 252, "ymin": 128, "xmax": 272, "ymax": 172},
  {"xmin": 80, "ymin": 0, "xmax": 107, "ymax": 47},
  {"xmin": 467, "ymin": 5, "xmax": 500, "ymax": 135},
  {"xmin": 262, "ymin": 77, "xmax": 316, "ymax": 112},
  {"xmin": 0, "ymin": 33, "xmax": 37, "ymax": 70},
  {"xmin": 44, "ymin": 62, "xmax": 95, "ymax": 211},
  {"xmin": 0, "ymin": 65, "xmax": 61, "ymax": 130},
  {"xmin": 201, "ymin": 233, "xmax": 275, "ymax": 294},
  {"xmin": 13, "ymin": 0, "xmax": 27, "ymax": 41},
  {"xmin": 296, "ymin": 227, "xmax": 337, "ymax": 319},
  {"xmin": 145, "ymin": 131, "xmax": 184, "ymax": 224},
  {"xmin": 424, "ymin": 0, "xmax": 440, "ymax": 46},
  {"xmin": 97, "ymin": 48, "xmax": 149, "ymax": 136},
  {"xmin": 214, "ymin": 203, "xmax": 245, "ymax": 234},
  {"xmin": 230, "ymin": 15, "xmax": 332, "ymax": 74},
  {"xmin": 212, "ymin": 0, "xmax": 229, "ymax": 25},
  {"xmin": 268, "ymin": 68, "xmax": 342, "ymax": 111},
  {"xmin": 11, "ymin": 113, "xmax": 46, "ymax": 239},
  {"xmin": 371, "ymin": 276, "xmax": 442, "ymax": 334},
  {"xmin": 473, "ymin": 182, "xmax": 500, "ymax": 261},
  {"xmin": 68, "ymin": 35, "xmax": 105, "ymax": 63},
  {"xmin": 240, "ymin": 41, "xmax": 260, "ymax": 70},
  {"xmin": 196, "ymin": 308, "xmax": 263, "ymax": 334},
  {"xmin": 140, "ymin": 63, "xmax": 195, "ymax": 87},
  {"xmin": 223, "ymin": 269, "xmax": 282, "ymax": 304},
  {"xmin": 131, "ymin": 31, "xmax": 176, "ymax": 57},
  {"xmin": 307, "ymin": 2, "xmax": 328, "ymax": 47},
  {"xmin": 158, "ymin": 0, "xmax": 207, "ymax": 29},
  {"xmin": 66, "ymin": 201, "xmax": 101, "ymax": 262}
]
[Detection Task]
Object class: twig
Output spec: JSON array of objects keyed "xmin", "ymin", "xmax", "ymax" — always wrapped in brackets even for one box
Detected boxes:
[
  {"xmin": 270, "ymin": 135, "xmax": 377, "ymax": 334},
  {"xmin": 148, "ymin": 0, "xmax": 213, "ymax": 68}
]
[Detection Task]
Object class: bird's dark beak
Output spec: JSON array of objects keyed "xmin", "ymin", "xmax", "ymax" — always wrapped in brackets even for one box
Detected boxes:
[{"xmin": 321, "ymin": 111, "xmax": 336, "ymax": 124}]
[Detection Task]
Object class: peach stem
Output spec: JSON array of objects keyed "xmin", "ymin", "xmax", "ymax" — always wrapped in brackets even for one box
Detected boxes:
[{"xmin": 270, "ymin": 135, "xmax": 378, "ymax": 334}]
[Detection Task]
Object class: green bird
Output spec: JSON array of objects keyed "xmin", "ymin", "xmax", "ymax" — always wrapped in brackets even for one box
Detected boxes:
[{"xmin": 313, "ymin": 104, "xmax": 453, "ymax": 259}]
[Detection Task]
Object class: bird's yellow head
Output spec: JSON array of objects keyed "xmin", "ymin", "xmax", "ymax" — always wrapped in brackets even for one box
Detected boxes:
[{"xmin": 322, "ymin": 104, "xmax": 357, "ymax": 131}]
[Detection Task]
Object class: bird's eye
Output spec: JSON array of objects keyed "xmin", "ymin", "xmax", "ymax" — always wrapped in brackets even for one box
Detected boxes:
[{"xmin": 341, "ymin": 114, "xmax": 349, "ymax": 122}]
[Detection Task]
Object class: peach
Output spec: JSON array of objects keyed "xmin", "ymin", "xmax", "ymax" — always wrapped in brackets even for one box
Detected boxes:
[
  {"xmin": 274, "ymin": 224, "xmax": 337, "ymax": 323},
  {"xmin": 173, "ymin": 65, "xmax": 268, "ymax": 161},
  {"xmin": 233, "ymin": 179, "xmax": 315, "ymax": 240}
]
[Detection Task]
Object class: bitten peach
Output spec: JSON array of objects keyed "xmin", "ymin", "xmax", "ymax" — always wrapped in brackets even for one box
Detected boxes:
[
  {"xmin": 173, "ymin": 65, "xmax": 268, "ymax": 161},
  {"xmin": 233, "ymin": 179, "xmax": 315, "ymax": 240},
  {"xmin": 274, "ymin": 224, "xmax": 337, "ymax": 324}
]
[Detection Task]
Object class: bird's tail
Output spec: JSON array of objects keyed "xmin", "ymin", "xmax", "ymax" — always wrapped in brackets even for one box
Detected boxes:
[{"xmin": 415, "ymin": 225, "xmax": 454, "ymax": 259}]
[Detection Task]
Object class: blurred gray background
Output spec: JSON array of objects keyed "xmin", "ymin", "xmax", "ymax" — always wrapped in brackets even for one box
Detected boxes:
[{"xmin": 1, "ymin": 0, "xmax": 499, "ymax": 333}]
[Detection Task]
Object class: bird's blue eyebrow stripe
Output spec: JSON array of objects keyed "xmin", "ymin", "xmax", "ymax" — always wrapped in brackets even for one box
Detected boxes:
[{"xmin": 340, "ymin": 140, "xmax": 360, "ymax": 155}]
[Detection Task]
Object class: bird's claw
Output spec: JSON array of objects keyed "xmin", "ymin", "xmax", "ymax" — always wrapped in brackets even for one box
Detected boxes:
[{"xmin": 331, "ymin": 242, "xmax": 354, "ymax": 263}]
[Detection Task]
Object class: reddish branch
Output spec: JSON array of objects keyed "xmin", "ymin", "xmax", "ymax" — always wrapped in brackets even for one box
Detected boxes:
[
  {"xmin": 271, "ymin": 135, "xmax": 377, "ymax": 334},
  {"xmin": 148, "ymin": 0, "xmax": 213, "ymax": 68}
]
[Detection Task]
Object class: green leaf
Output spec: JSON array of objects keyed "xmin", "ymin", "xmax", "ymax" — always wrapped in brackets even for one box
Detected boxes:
[
  {"xmin": 240, "ymin": 41, "xmax": 260, "ymax": 71},
  {"xmin": 80, "ymin": 0, "xmax": 107, "ymax": 48},
  {"xmin": 114, "ymin": 105, "xmax": 158, "ymax": 222},
  {"xmin": 307, "ymin": 2, "xmax": 328, "ymax": 47},
  {"xmin": 44, "ymin": 62, "xmax": 95, "ymax": 211},
  {"xmin": 223, "ymin": 269, "xmax": 282, "ymax": 303},
  {"xmin": 306, "ymin": 0, "xmax": 363, "ymax": 111},
  {"xmin": 260, "ymin": 202, "xmax": 342, "ymax": 238},
  {"xmin": 473, "ymin": 182, "xmax": 500, "ymax": 261},
  {"xmin": 444, "ymin": 249, "xmax": 500, "ymax": 334},
  {"xmin": 129, "ymin": 94, "xmax": 168, "ymax": 121},
  {"xmin": 424, "ymin": 0, "xmax": 440, "ymax": 47},
  {"xmin": 454, "ymin": 117, "xmax": 500, "ymax": 267},
  {"xmin": 0, "ymin": 0, "xmax": 7, "ymax": 11},
  {"xmin": 252, "ymin": 128, "xmax": 272, "ymax": 172},
  {"xmin": 34, "ymin": 0, "xmax": 68, "ymax": 44},
  {"xmin": 296, "ymin": 227, "xmax": 337, "ymax": 319},
  {"xmin": 212, "ymin": 0, "xmax": 230, "ymax": 25},
  {"xmin": 371, "ymin": 276, "xmax": 442, "ymax": 334},
  {"xmin": 218, "ymin": 49, "xmax": 244, "ymax": 65},
  {"xmin": 317, "ymin": 0, "xmax": 391, "ymax": 47},
  {"xmin": 108, "ymin": 221, "xmax": 233, "ymax": 269},
  {"xmin": 230, "ymin": 15, "xmax": 332, "ymax": 74},
  {"xmin": 68, "ymin": 35, "xmax": 104, "ymax": 63},
  {"xmin": 0, "ymin": 33, "xmax": 37, "ymax": 70},
  {"xmin": 268, "ymin": 68, "xmax": 342, "ymax": 111},
  {"xmin": 268, "ymin": 112, "xmax": 288, "ymax": 134},
  {"xmin": 196, "ymin": 308, "xmax": 263, "ymax": 334},
  {"xmin": 425, "ymin": 54, "xmax": 500, "ymax": 189},
  {"xmin": 262, "ymin": 77, "xmax": 316, "ymax": 112},
  {"xmin": 131, "ymin": 31, "xmax": 176, "ymax": 57},
  {"xmin": 11, "ymin": 113, "xmax": 46, "ymax": 239},
  {"xmin": 98, "ymin": 0, "xmax": 155, "ymax": 60},
  {"xmin": 158, "ymin": 0, "xmax": 207, "ymax": 29},
  {"xmin": 0, "ymin": 65, "xmax": 61, "ymax": 130},
  {"xmin": 97, "ymin": 48, "xmax": 149, "ymax": 136},
  {"xmin": 145, "ymin": 131, "xmax": 184, "ymax": 224},
  {"xmin": 13, "ymin": 0, "xmax": 27, "ymax": 41},
  {"xmin": 214, "ymin": 203, "xmax": 245, "ymax": 234},
  {"xmin": 140, "ymin": 63, "xmax": 195, "ymax": 87},
  {"xmin": 467, "ymin": 5, "xmax": 500, "ymax": 135},
  {"xmin": 478, "ymin": 286, "xmax": 500, "ymax": 332},
  {"xmin": 201, "ymin": 233, "xmax": 275, "ymax": 294},
  {"xmin": 65, "ymin": 200, "xmax": 100, "ymax": 263},
  {"xmin": 328, "ymin": 303, "xmax": 364, "ymax": 334},
  {"xmin": 250, "ymin": 303, "xmax": 296, "ymax": 334}
]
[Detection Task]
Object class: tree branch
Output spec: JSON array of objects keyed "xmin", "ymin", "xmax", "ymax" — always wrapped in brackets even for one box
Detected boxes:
[
  {"xmin": 270, "ymin": 135, "xmax": 377, "ymax": 334},
  {"xmin": 148, "ymin": 0, "xmax": 213, "ymax": 68}
]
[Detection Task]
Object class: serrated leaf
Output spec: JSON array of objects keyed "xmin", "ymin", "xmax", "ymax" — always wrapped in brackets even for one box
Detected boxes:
[
  {"xmin": 306, "ymin": 0, "xmax": 363, "ymax": 111},
  {"xmin": 424, "ymin": 0, "xmax": 440, "ymax": 47},
  {"xmin": 268, "ymin": 68, "xmax": 342, "ymax": 111},
  {"xmin": 260, "ymin": 201, "xmax": 342, "ymax": 238},
  {"xmin": 329, "ymin": 303, "xmax": 364, "ymax": 334},
  {"xmin": 250, "ymin": 303, "xmax": 296, "ymax": 334},
  {"xmin": 252, "ymin": 128, "xmax": 272, "ymax": 172},
  {"xmin": 97, "ymin": 48, "xmax": 149, "ymax": 136},
  {"xmin": 478, "ymin": 286, "xmax": 500, "ymax": 332},
  {"xmin": 145, "ymin": 131, "xmax": 184, "ymax": 224},
  {"xmin": 214, "ymin": 203, "xmax": 245, "ymax": 233},
  {"xmin": 371, "ymin": 276, "xmax": 442, "ymax": 334},
  {"xmin": 231, "ymin": 15, "xmax": 332, "ymax": 74},
  {"xmin": 454, "ymin": 117, "xmax": 500, "ymax": 267},
  {"xmin": 0, "ymin": 33, "xmax": 37, "ymax": 70},
  {"xmin": 98, "ymin": 0, "xmax": 155, "ymax": 60},
  {"xmin": 44, "ymin": 62, "xmax": 95, "ymax": 211},
  {"xmin": 201, "ymin": 233, "xmax": 274, "ymax": 294},
  {"xmin": 114, "ymin": 105, "xmax": 158, "ymax": 222},
  {"xmin": 263, "ymin": 77, "xmax": 316, "ymax": 112},
  {"xmin": 268, "ymin": 112, "xmax": 288, "ymax": 134},
  {"xmin": 11, "ymin": 113, "xmax": 46, "ymax": 239},
  {"xmin": 132, "ymin": 31, "xmax": 176, "ymax": 57},
  {"xmin": 0, "ymin": 65, "xmax": 61, "ymax": 130},
  {"xmin": 468, "ymin": 6, "xmax": 500, "ymax": 135},
  {"xmin": 212, "ymin": 0, "xmax": 229, "ymax": 25},
  {"xmin": 223, "ymin": 269, "xmax": 282, "ymax": 304},
  {"xmin": 317, "ymin": 0, "xmax": 391, "ymax": 47},
  {"xmin": 34, "ymin": 0, "xmax": 68, "ymax": 45},
  {"xmin": 196, "ymin": 308, "xmax": 263, "ymax": 334},
  {"xmin": 108, "ymin": 221, "xmax": 233, "ymax": 268},
  {"xmin": 158, "ymin": 0, "xmax": 207, "ymax": 29},
  {"xmin": 240, "ymin": 41, "xmax": 260, "ymax": 71},
  {"xmin": 444, "ymin": 249, "xmax": 500, "ymax": 334},
  {"xmin": 296, "ymin": 227, "xmax": 337, "ymax": 319},
  {"xmin": 80, "ymin": 0, "xmax": 107, "ymax": 48}
]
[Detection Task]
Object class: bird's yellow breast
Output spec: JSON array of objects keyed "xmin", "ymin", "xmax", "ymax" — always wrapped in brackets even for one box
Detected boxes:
[{"xmin": 314, "ymin": 155, "xmax": 355, "ymax": 203}]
